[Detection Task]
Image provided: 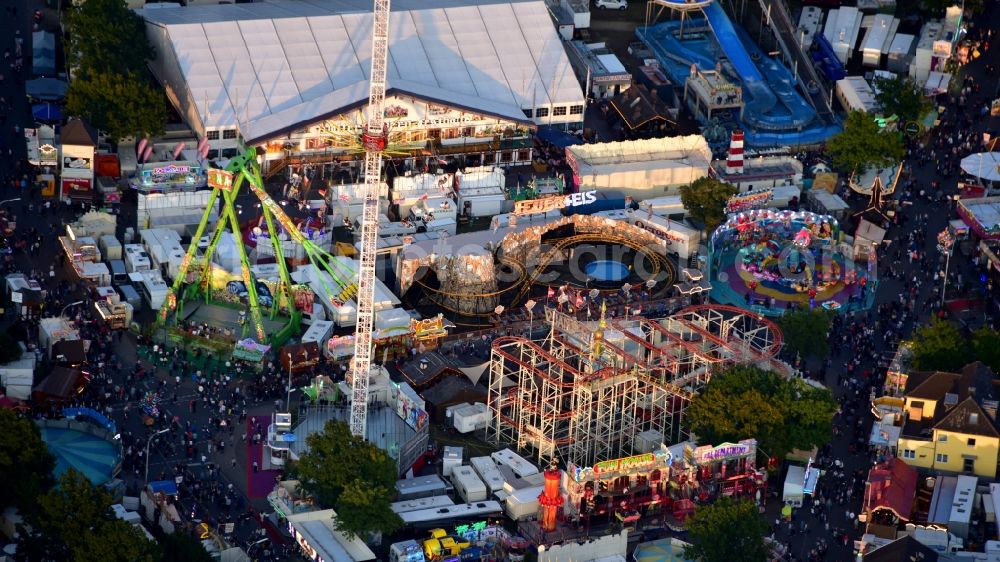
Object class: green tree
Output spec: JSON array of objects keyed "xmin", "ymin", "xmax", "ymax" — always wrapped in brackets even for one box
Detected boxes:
[
  {"xmin": 160, "ymin": 532, "xmax": 214, "ymax": 562},
  {"xmin": 0, "ymin": 409, "xmax": 55, "ymax": 512},
  {"xmin": 873, "ymin": 75, "xmax": 932, "ymax": 125},
  {"xmin": 288, "ymin": 421, "xmax": 401, "ymax": 538},
  {"xmin": 777, "ymin": 309, "xmax": 832, "ymax": 360},
  {"xmin": 63, "ymin": 0, "xmax": 166, "ymax": 140},
  {"xmin": 909, "ymin": 318, "xmax": 968, "ymax": 372},
  {"xmin": 334, "ymin": 479, "xmax": 403, "ymax": 539},
  {"xmin": 682, "ymin": 497, "xmax": 770, "ymax": 562},
  {"xmin": 972, "ymin": 327, "xmax": 1000, "ymax": 374},
  {"xmin": 0, "ymin": 331, "xmax": 23, "ymax": 363},
  {"xmin": 826, "ymin": 110, "xmax": 905, "ymax": 175},
  {"xmin": 64, "ymin": 0, "xmax": 154, "ymax": 77},
  {"xmin": 687, "ymin": 365, "xmax": 837, "ymax": 459},
  {"xmin": 17, "ymin": 470, "xmax": 160, "ymax": 562},
  {"xmin": 679, "ymin": 176, "xmax": 738, "ymax": 232},
  {"xmin": 66, "ymin": 71, "xmax": 167, "ymax": 141}
]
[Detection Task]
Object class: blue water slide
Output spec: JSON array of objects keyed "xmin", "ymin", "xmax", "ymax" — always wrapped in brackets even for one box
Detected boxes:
[{"xmin": 702, "ymin": 2, "xmax": 815, "ymax": 131}]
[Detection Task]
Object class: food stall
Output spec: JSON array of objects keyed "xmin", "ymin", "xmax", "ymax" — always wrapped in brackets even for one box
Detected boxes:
[{"xmin": 279, "ymin": 342, "xmax": 322, "ymax": 373}]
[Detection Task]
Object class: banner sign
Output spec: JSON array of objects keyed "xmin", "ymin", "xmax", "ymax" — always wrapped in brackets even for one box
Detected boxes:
[
  {"xmin": 513, "ymin": 190, "xmax": 597, "ymax": 216},
  {"xmin": 688, "ymin": 439, "xmax": 756, "ymax": 465},
  {"xmin": 570, "ymin": 445, "xmax": 672, "ymax": 482}
]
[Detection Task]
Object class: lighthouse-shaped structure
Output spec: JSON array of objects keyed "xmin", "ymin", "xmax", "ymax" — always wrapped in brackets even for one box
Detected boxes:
[{"xmin": 726, "ymin": 129, "xmax": 745, "ymax": 175}]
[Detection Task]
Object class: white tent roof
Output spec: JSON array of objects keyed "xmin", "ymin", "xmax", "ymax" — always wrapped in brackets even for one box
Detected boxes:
[
  {"xmin": 961, "ymin": 152, "xmax": 1000, "ymax": 182},
  {"xmin": 566, "ymin": 136, "xmax": 713, "ymax": 167},
  {"xmin": 143, "ymin": 0, "xmax": 582, "ymax": 143}
]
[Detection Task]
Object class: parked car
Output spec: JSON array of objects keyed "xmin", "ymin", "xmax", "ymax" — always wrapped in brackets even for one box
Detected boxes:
[{"xmin": 594, "ymin": 0, "xmax": 627, "ymax": 9}]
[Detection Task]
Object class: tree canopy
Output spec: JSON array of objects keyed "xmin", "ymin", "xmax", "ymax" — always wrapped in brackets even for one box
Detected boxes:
[
  {"xmin": 826, "ymin": 110, "xmax": 905, "ymax": 175},
  {"xmin": 687, "ymin": 365, "xmax": 837, "ymax": 459},
  {"xmin": 908, "ymin": 318, "xmax": 968, "ymax": 372},
  {"xmin": 66, "ymin": 70, "xmax": 168, "ymax": 142},
  {"xmin": 972, "ymin": 327, "xmax": 1000, "ymax": 375},
  {"xmin": 682, "ymin": 497, "xmax": 770, "ymax": 562},
  {"xmin": 159, "ymin": 532, "xmax": 214, "ymax": 562},
  {"xmin": 288, "ymin": 420, "xmax": 402, "ymax": 539},
  {"xmin": 63, "ymin": 0, "xmax": 166, "ymax": 140},
  {"xmin": 873, "ymin": 75, "xmax": 932, "ymax": 125},
  {"xmin": 777, "ymin": 309, "xmax": 832, "ymax": 360},
  {"xmin": 0, "ymin": 410, "xmax": 55, "ymax": 512},
  {"xmin": 17, "ymin": 470, "xmax": 160, "ymax": 562},
  {"xmin": 64, "ymin": 0, "xmax": 154, "ymax": 78},
  {"xmin": 680, "ymin": 176, "xmax": 738, "ymax": 232}
]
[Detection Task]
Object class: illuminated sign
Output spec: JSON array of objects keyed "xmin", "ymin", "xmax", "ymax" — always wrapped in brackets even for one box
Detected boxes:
[
  {"xmin": 207, "ymin": 168, "xmax": 234, "ymax": 191},
  {"xmin": 725, "ymin": 188, "xmax": 774, "ymax": 214},
  {"xmin": 689, "ymin": 439, "xmax": 756, "ymax": 465},
  {"xmin": 411, "ymin": 314, "xmax": 447, "ymax": 341},
  {"xmin": 513, "ymin": 190, "xmax": 597, "ymax": 216},
  {"xmin": 593, "ymin": 452, "xmax": 655, "ymax": 476},
  {"xmin": 151, "ymin": 164, "xmax": 191, "ymax": 175},
  {"xmin": 63, "ymin": 156, "xmax": 92, "ymax": 170},
  {"xmin": 571, "ymin": 445, "xmax": 672, "ymax": 482}
]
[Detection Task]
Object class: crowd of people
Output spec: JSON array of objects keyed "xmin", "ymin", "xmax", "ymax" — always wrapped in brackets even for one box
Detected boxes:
[{"xmin": 762, "ymin": 9, "xmax": 999, "ymax": 558}]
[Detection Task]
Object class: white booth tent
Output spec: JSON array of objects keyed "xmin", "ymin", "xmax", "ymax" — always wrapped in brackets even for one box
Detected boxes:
[
  {"xmin": 783, "ymin": 465, "xmax": 806, "ymax": 507},
  {"xmin": 961, "ymin": 152, "xmax": 1000, "ymax": 183},
  {"xmin": 141, "ymin": 0, "xmax": 585, "ymax": 144},
  {"xmin": 566, "ymin": 136, "xmax": 712, "ymax": 199},
  {"xmin": 0, "ymin": 357, "xmax": 36, "ymax": 400}
]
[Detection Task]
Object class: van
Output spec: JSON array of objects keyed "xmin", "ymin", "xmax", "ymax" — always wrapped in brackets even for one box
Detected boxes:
[{"xmin": 109, "ymin": 260, "xmax": 128, "ymax": 285}]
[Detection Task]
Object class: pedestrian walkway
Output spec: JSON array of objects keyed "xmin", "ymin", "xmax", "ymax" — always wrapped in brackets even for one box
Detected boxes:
[{"xmin": 246, "ymin": 415, "xmax": 280, "ymax": 498}]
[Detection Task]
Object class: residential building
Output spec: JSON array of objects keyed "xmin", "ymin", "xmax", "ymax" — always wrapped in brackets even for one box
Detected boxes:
[
  {"xmin": 863, "ymin": 535, "xmax": 938, "ymax": 562},
  {"xmin": 877, "ymin": 363, "xmax": 1000, "ymax": 479}
]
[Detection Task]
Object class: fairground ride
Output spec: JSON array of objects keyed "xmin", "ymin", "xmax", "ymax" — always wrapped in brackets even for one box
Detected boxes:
[
  {"xmin": 349, "ymin": 0, "xmax": 393, "ymax": 437},
  {"xmin": 158, "ymin": 148, "xmax": 358, "ymax": 346},
  {"xmin": 412, "ymin": 232, "xmax": 675, "ymax": 320},
  {"xmin": 488, "ymin": 305, "xmax": 785, "ymax": 468}
]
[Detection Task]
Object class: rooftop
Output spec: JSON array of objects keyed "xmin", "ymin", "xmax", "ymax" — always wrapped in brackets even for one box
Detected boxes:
[
  {"xmin": 934, "ymin": 397, "xmax": 1000, "ymax": 438},
  {"xmin": 143, "ymin": 0, "xmax": 583, "ymax": 142}
]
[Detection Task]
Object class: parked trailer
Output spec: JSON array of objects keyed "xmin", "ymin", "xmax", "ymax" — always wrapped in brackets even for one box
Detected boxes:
[
  {"xmin": 450, "ymin": 466, "xmax": 488, "ymax": 503},
  {"xmin": 399, "ymin": 501, "xmax": 503, "ymax": 528},
  {"xmin": 396, "ymin": 474, "xmax": 450, "ymax": 501}
]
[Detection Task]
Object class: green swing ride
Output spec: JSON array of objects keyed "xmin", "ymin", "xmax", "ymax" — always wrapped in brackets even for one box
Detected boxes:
[{"xmin": 156, "ymin": 147, "xmax": 359, "ymax": 352}]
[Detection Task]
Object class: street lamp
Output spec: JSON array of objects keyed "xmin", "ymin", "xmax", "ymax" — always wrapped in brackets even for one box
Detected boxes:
[
  {"xmin": 285, "ymin": 352, "xmax": 297, "ymax": 413},
  {"xmin": 60, "ymin": 300, "xmax": 84, "ymax": 319},
  {"xmin": 144, "ymin": 427, "xmax": 171, "ymax": 486},
  {"xmin": 937, "ymin": 229, "xmax": 956, "ymax": 307}
]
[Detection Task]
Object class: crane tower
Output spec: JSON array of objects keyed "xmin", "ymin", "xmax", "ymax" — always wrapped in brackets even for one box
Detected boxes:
[{"xmin": 350, "ymin": 0, "xmax": 391, "ymax": 437}]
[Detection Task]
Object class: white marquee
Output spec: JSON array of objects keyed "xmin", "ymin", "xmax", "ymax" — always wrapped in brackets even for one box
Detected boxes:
[{"xmin": 143, "ymin": 0, "xmax": 585, "ymax": 143}]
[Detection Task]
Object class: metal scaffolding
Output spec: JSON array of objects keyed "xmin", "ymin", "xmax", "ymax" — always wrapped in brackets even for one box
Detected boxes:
[{"xmin": 488, "ymin": 305, "xmax": 783, "ymax": 468}]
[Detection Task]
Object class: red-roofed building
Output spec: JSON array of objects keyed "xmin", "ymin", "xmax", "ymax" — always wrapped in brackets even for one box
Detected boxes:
[{"xmin": 863, "ymin": 457, "xmax": 918, "ymax": 524}]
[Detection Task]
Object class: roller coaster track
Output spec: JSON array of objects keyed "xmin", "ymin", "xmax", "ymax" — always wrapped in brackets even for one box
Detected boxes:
[{"xmin": 414, "ymin": 233, "xmax": 676, "ymax": 316}]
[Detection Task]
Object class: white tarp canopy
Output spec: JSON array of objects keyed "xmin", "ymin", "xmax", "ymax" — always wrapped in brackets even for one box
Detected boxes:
[
  {"xmin": 961, "ymin": 152, "xmax": 1000, "ymax": 182},
  {"xmin": 925, "ymin": 71, "xmax": 953, "ymax": 96},
  {"xmin": 142, "ymin": 0, "xmax": 584, "ymax": 143},
  {"xmin": 567, "ymin": 136, "xmax": 712, "ymax": 194}
]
